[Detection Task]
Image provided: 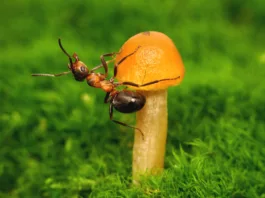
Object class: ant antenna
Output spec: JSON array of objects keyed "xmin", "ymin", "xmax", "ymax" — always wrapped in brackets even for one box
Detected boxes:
[
  {"xmin": 31, "ymin": 71, "xmax": 71, "ymax": 77},
  {"xmin": 31, "ymin": 39, "xmax": 74, "ymax": 77},
  {"xmin": 58, "ymin": 38, "xmax": 73, "ymax": 69}
]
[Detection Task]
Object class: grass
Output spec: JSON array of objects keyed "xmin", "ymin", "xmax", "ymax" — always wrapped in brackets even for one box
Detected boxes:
[{"xmin": 0, "ymin": 0, "xmax": 265, "ymax": 197}]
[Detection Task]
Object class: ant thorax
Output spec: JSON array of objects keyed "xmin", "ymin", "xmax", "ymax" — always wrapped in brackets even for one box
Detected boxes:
[
  {"xmin": 86, "ymin": 73, "xmax": 114, "ymax": 92},
  {"xmin": 100, "ymin": 80, "xmax": 115, "ymax": 92},
  {"xmin": 86, "ymin": 73, "xmax": 103, "ymax": 88}
]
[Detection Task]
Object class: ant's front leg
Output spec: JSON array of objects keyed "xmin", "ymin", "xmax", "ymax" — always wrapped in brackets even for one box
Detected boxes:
[{"xmin": 100, "ymin": 52, "xmax": 119, "ymax": 77}]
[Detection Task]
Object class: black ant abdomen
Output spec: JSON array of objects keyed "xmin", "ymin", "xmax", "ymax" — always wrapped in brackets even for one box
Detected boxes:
[{"xmin": 112, "ymin": 91, "xmax": 146, "ymax": 113}]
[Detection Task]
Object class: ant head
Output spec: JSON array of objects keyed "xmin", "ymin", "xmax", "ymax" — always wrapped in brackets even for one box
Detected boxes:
[
  {"xmin": 58, "ymin": 39, "xmax": 89, "ymax": 82},
  {"xmin": 70, "ymin": 53, "xmax": 89, "ymax": 81}
]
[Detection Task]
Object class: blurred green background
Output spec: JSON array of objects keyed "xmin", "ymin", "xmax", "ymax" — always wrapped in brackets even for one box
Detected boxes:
[{"xmin": 1, "ymin": 0, "xmax": 265, "ymax": 197}]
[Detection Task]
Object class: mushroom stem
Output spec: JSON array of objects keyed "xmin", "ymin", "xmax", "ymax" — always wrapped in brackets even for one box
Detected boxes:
[{"xmin": 133, "ymin": 89, "xmax": 168, "ymax": 183}]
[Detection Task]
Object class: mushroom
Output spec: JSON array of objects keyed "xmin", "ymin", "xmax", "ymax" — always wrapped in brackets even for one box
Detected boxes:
[{"xmin": 114, "ymin": 31, "xmax": 185, "ymax": 183}]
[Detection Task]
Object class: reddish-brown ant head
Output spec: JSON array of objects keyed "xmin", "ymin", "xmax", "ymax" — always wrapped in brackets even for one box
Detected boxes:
[
  {"xmin": 58, "ymin": 39, "xmax": 89, "ymax": 82},
  {"xmin": 70, "ymin": 52, "xmax": 89, "ymax": 81}
]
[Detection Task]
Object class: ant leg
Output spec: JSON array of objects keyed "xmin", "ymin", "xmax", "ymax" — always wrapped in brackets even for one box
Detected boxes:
[
  {"xmin": 100, "ymin": 52, "xmax": 118, "ymax": 77},
  {"xmin": 104, "ymin": 92, "xmax": 111, "ymax": 103},
  {"xmin": 109, "ymin": 102, "xmax": 144, "ymax": 139},
  {"xmin": 113, "ymin": 46, "xmax": 141, "ymax": 78},
  {"xmin": 121, "ymin": 76, "xmax": 180, "ymax": 88},
  {"xmin": 91, "ymin": 59, "xmax": 115, "ymax": 72}
]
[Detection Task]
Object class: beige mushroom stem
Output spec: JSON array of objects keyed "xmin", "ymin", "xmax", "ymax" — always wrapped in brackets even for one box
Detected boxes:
[{"xmin": 133, "ymin": 89, "xmax": 167, "ymax": 183}]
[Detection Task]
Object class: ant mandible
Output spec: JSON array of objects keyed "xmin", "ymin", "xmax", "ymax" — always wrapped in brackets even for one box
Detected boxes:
[{"xmin": 32, "ymin": 39, "xmax": 180, "ymax": 138}]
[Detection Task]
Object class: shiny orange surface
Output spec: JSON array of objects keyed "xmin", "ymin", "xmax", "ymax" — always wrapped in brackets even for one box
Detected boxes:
[{"xmin": 115, "ymin": 31, "xmax": 185, "ymax": 90}]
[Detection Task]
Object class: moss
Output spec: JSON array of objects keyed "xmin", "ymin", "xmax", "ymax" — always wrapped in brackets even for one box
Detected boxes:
[{"xmin": 0, "ymin": 0, "xmax": 265, "ymax": 197}]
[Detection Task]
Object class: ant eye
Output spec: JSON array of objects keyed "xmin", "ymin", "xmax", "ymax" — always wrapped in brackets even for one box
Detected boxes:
[{"xmin": 80, "ymin": 66, "xmax": 88, "ymax": 73}]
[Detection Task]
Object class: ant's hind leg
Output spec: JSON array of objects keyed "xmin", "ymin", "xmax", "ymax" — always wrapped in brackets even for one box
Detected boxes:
[{"xmin": 109, "ymin": 103, "xmax": 144, "ymax": 139}]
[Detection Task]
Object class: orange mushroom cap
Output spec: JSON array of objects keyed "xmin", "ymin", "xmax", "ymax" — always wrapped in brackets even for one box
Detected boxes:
[{"xmin": 115, "ymin": 31, "xmax": 185, "ymax": 91}]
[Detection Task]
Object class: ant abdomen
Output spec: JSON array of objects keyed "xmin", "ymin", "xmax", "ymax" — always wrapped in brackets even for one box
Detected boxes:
[{"xmin": 112, "ymin": 91, "xmax": 146, "ymax": 113}]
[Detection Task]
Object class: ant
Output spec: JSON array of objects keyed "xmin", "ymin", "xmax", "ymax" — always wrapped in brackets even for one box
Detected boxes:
[{"xmin": 32, "ymin": 39, "xmax": 180, "ymax": 138}]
